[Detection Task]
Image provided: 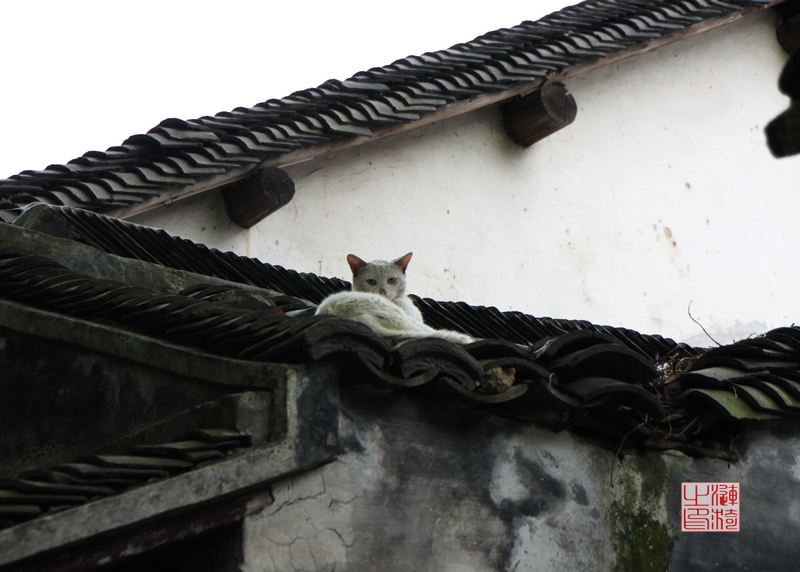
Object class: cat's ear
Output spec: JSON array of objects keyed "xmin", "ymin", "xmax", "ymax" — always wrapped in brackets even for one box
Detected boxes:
[
  {"xmin": 346, "ymin": 254, "xmax": 368, "ymax": 275},
  {"xmin": 393, "ymin": 252, "xmax": 413, "ymax": 274}
]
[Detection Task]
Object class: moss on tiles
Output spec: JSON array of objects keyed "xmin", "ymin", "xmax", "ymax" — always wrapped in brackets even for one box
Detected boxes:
[{"xmin": 610, "ymin": 453, "xmax": 677, "ymax": 572}]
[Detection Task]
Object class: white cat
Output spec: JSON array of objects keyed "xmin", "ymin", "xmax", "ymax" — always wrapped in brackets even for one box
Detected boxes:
[{"xmin": 316, "ymin": 253, "xmax": 474, "ymax": 344}]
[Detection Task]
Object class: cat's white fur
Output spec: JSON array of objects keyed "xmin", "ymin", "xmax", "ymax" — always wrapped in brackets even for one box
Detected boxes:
[{"xmin": 316, "ymin": 253, "xmax": 474, "ymax": 344}]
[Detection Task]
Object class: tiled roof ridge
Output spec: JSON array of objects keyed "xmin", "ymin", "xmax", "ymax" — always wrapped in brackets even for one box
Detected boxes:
[
  {"xmin": 13, "ymin": 204, "xmax": 701, "ymax": 361},
  {"xmin": 13, "ymin": 203, "xmax": 353, "ymax": 301},
  {"xmin": 4, "ymin": 238, "xmax": 796, "ymax": 460},
  {"xmin": 0, "ymin": 246, "xmax": 665, "ymax": 407},
  {"xmin": 413, "ymin": 296, "xmax": 704, "ymax": 361},
  {"xmin": 0, "ymin": 247, "xmax": 387, "ymax": 365},
  {"xmin": 0, "ymin": 0, "xmax": 775, "ymax": 221}
]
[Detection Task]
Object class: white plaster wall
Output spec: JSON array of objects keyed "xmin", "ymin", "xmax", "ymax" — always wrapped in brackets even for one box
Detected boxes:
[{"xmin": 132, "ymin": 11, "xmax": 798, "ymax": 345}]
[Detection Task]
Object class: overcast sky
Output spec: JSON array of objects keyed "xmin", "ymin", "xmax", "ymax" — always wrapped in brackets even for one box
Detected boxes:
[{"xmin": 0, "ymin": 1, "xmax": 574, "ymax": 178}]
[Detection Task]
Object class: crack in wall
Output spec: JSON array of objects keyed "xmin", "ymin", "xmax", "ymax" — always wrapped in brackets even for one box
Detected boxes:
[{"xmin": 243, "ymin": 455, "xmax": 366, "ymax": 571}]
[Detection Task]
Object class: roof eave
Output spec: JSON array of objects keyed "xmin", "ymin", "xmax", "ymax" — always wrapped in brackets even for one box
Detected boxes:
[{"xmin": 106, "ymin": 0, "xmax": 781, "ymax": 221}]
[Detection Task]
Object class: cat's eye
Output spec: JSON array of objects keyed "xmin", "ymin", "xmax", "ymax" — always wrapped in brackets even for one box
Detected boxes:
[
  {"xmin": 366, "ymin": 279, "xmax": 377, "ymax": 285},
  {"xmin": 387, "ymin": 278, "xmax": 397, "ymax": 284}
]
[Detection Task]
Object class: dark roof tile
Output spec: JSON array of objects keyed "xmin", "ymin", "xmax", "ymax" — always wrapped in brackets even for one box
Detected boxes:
[
  {"xmin": 0, "ymin": 426, "xmax": 253, "ymax": 530},
  {"xmin": 75, "ymin": 455, "xmax": 194, "ymax": 472},
  {"xmin": 0, "ymin": 479, "xmax": 114, "ymax": 499},
  {"xmin": 152, "ymin": 123, "xmax": 222, "ymax": 143},
  {"xmin": 16, "ymin": 469, "xmax": 134, "ymax": 491},
  {"xmin": 558, "ymin": 376, "xmax": 666, "ymax": 418},
  {"xmin": 678, "ymin": 327, "xmax": 800, "ymax": 424}
]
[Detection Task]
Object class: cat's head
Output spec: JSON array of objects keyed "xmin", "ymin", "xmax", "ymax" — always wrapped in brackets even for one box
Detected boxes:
[{"xmin": 347, "ymin": 252, "xmax": 412, "ymax": 301}]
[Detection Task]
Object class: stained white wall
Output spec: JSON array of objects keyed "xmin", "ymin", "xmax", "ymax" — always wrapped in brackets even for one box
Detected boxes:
[{"xmin": 133, "ymin": 10, "xmax": 797, "ymax": 346}]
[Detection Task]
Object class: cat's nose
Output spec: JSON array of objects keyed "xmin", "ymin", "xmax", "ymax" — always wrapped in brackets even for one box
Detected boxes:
[{"xmin": 379, "ymin": 289, "xmax": 387, "ymax": 296}]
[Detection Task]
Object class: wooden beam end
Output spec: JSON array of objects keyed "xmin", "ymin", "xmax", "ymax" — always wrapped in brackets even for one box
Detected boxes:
[
  {"xmin": 501, "ymin": 81, "xmax": 577, "ymax": 148},
  {"xmin": 221, "ymin": 167, "xmax": 295, "ymax": 228}
]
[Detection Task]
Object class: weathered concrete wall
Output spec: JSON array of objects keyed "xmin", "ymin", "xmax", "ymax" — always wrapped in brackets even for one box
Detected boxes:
[
  {"xmin": 241, "ymin": 389, "xmax": 800, "ymax": 572},
  {"xmin": 669, "ymin": 424, "xmax": 800, "ymax": 571},
  {"xmin": 132, "ymin": 10, "xmax": 795, "ymax": 345}
]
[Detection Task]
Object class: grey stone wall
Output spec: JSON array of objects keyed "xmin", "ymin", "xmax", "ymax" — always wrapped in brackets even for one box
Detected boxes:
[{"xmin": 243, "ymin": 389, "xmax": 800, "ymax": 572}]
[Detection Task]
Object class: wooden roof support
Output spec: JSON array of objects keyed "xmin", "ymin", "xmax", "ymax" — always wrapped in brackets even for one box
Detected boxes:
[
  {"xmin": 500, "ymin": 81, "xmax": 577, "ymax": 148},
  {"xmin": 221, "ymin": 166, "xmax": 295, "ymax": 228}
]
